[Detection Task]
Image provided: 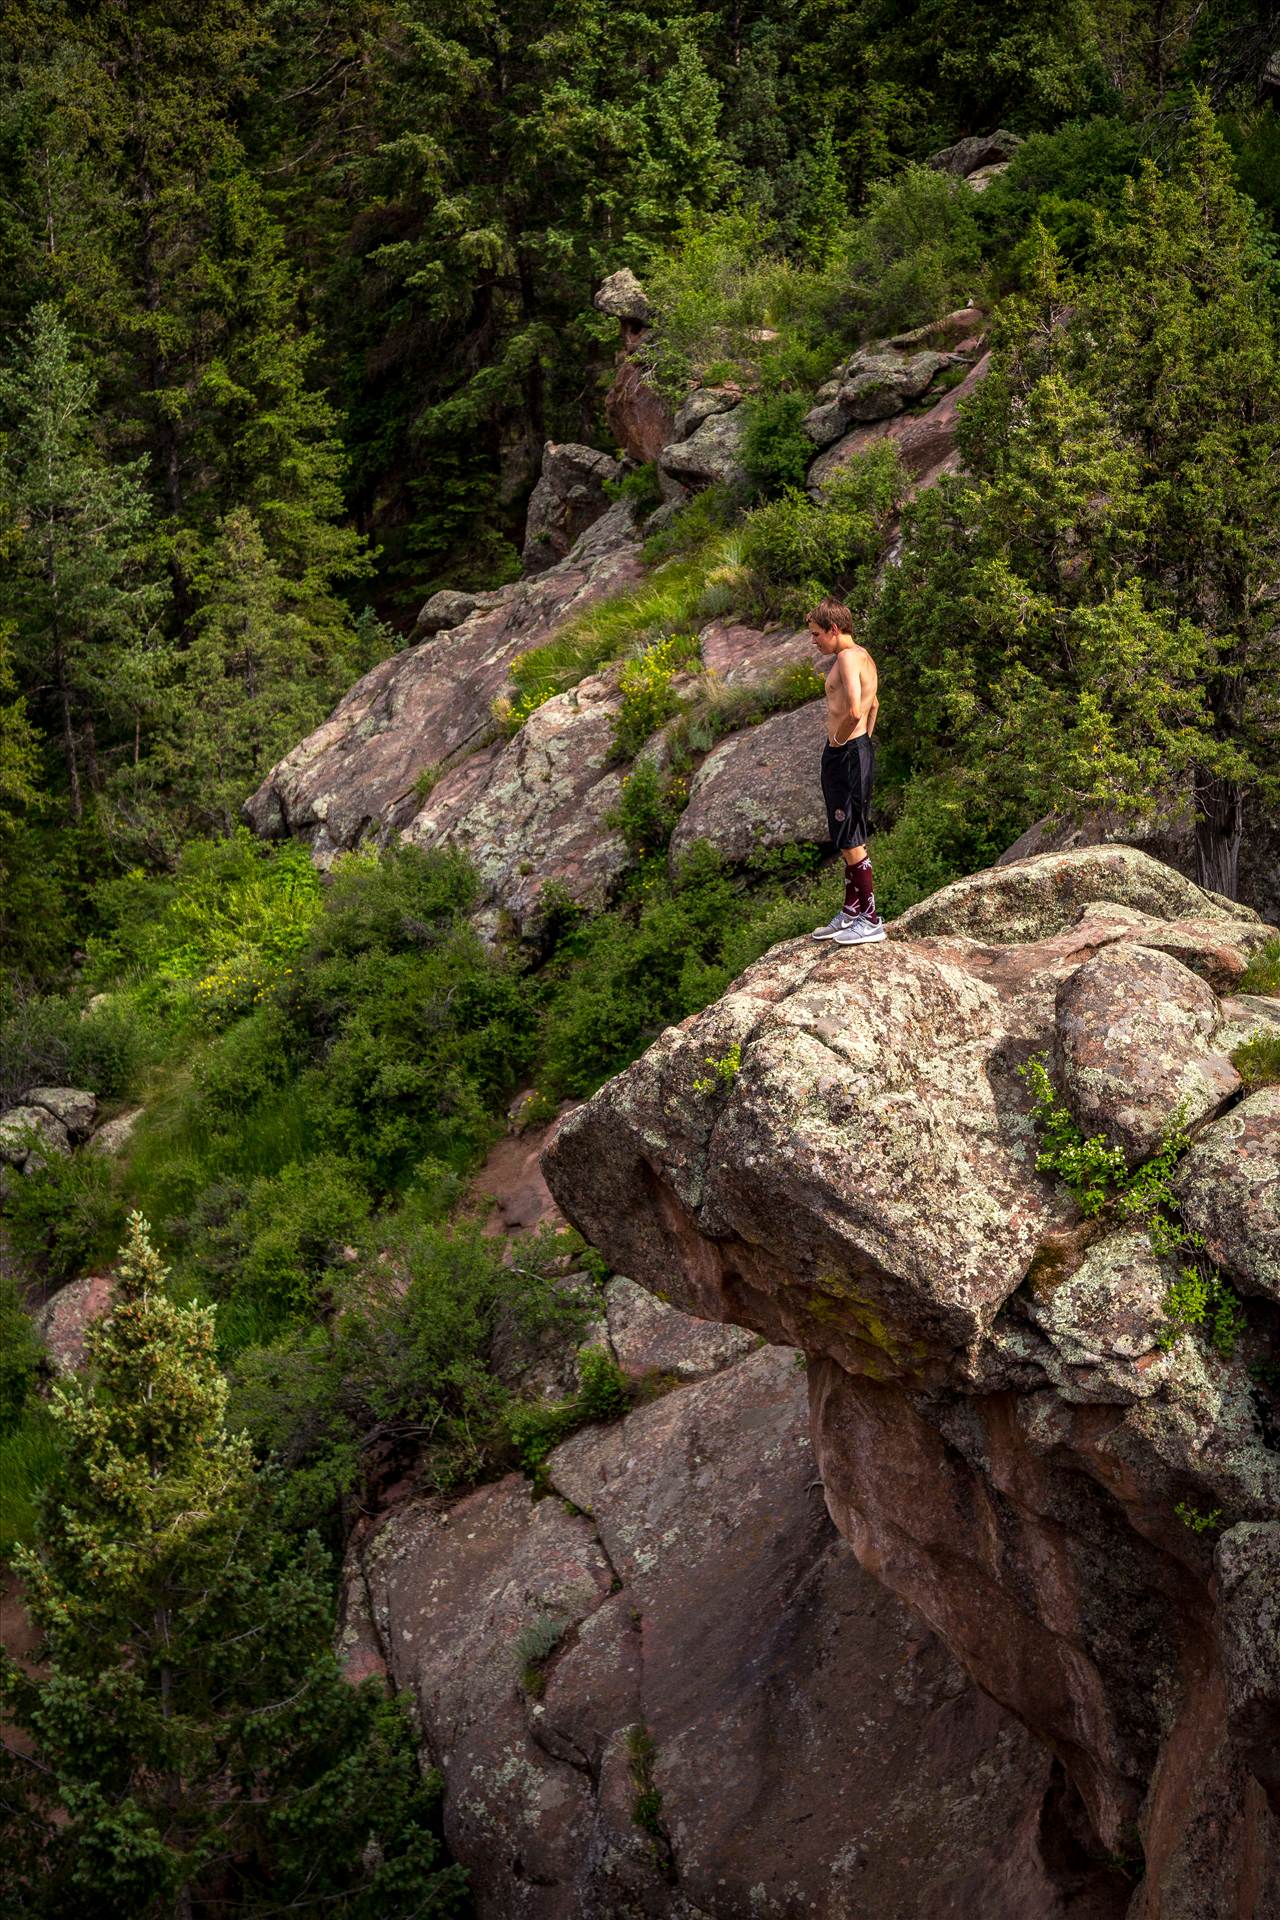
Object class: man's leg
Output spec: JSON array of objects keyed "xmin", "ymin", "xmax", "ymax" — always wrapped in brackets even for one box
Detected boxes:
[{"xmin": 841, "ymin": 843, "xmax": 867, "ymax": 914}]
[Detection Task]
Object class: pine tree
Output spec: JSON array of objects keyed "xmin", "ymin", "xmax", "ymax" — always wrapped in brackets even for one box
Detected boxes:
[
  {"xmin": 0, "ymin": 304, "xmax": 167, "ymax": 820},
  {"xmin": 0, "ymin": 1213, "xmax": 468, "ymax": 1919},
  {"xmin": 875, "ymin": 98, "xmax": 1280, "ymax": 897}
]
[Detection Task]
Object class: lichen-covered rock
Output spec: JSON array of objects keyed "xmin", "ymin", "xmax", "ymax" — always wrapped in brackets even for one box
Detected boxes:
[
  {"xmin": 667, "ymin": 699, "xmax": 826, "ymax": 870},
  {"xmin": 1054, "ymin": 944, "xmax": 1240, "ymax": 1163},
  {"xmin": 928, "ymin": 129, "xmax": 1023, "ymax": 176},
  {"xmin": 657, "ymin": 409, "xmax": 748, "ymax": 492},
  {"xmin": 413, "ymin": 587, "xmax": 479, "ymax": 637},
  {"xmin": 85, "ymin": 1107, "xmax": 144, "ymax": 1158},
  {"xmin": 672, "ymin": 387, "xmax": 738, "ymax": 440},
  {"xmin": 594, "ymin": 267, "xmax": 652, "ymax": 325},
  {"xmin": 543, "ymin": 847, "xmax": 1280, "ymax": 1915},
  {"xmin": 694, "ymin": 619, "xmax": 811, "ymax": 684},
  {"xmin": 894, "ymin": 844, "xmax": 1253, "ymax": 945},
  {"xmin": 1175, "ymin": 1090, "xmax": 1280, "ymax": 1302},
  {"xmin": 602, "ymin": 1276, "xmax": 756, "ymax": 1380},
  {"xmin": 245, "ymin": 503, "xmax": 642, "ymax": 859},
  {"xmin": 0, "ymin": 1103, "xmax": 71, "ymax": 1171},
  {"xmin": 402, "ymin": 665, "xmax": 633, "ymax": 935},
  {"xmin": 25, "ymin": 1086, "xmax": 96, "ymax": 1138},
  {"xmin": 809, "ymin": 351, "xmax": 990, "ymax": 492},
  {"xmin": 521, "ymin": 442, "xmax": 621, "ymax": 575},
  {"xmin": 837, "ymin": 348, "xmax": 953, "ymax": 421},
  {"xmin": 800, "ymin": 398, "xmax": 847, "ymax": 447}
]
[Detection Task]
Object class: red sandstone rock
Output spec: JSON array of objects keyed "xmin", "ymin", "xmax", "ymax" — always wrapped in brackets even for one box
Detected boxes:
[
  {"xmin": 37, "ymin": 1272, "xmax": 115, "ymax": 1374},
  {"xmin": 605, "ymin": 358, "xmax": 674, "ymax": 464}
]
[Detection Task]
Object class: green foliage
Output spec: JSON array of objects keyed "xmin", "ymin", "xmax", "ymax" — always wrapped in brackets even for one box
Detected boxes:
[
  {"xmin": 514, "ymin": 1611, "xmax": 569, "ymax": 1696},
  {"xmin": 626, "ymin": 1723, "xmax": 667, "ymax": 1845},
  {"xmin": 740, "ymin": 391, "xmax": 817, "ymax": 498},
  {"xmin": 2, "ymin": 1149, "xmax": 126, "ymax": 1286},
  {"xmin": 0, "ymin": 1276, "xmax": 44, "ymax": 1433},
  {"xmin": 1157, "ymin": 1268, "xmax": 1247, "ymax": 1360},
  {"xmin": 1239, "ymin": 940, "xmax": 1280, "ymax": 996},
  {"xmin": 843, "ymin": 166, "xmax": 985, "ymax": 339},
  {"xmin": 692, "ymin": 1041, "xmax": 741, "ymax": 1097},
  {"xmin": 0, "ymin": 988, "xmax": 151, "ymax": 1110},
  {"xmin": 1018, "ymin": 1056, "xmax": 1126, "ymax": 1215},
  {"xmin": 0, "ymin": 1215, "xmax": 468, "ymax": 1915},
  {"xmin": 612, "ymin": 630, "xmax": 701, "ymax": 760},
  {"xmin": 507, "ymin": 1346, "xmax": 632, "ymax": 1487},
  {"xmin": 1174, "ymin": 1500, "xmax": 1223, "ymax": 1534},
  {"xmin": 976, "ymin": 118, "xmax": 1144, "ymax": 270},
  {"xmin": 0, "ymin": 1401, "xmax": 63, "ymax": 1563},
  {"xmin": 640, "ymin": 485, "xmax": 741, "ymax": 566},
  {"xmin": 740, "ymin": 442, "xmax": 905, "ymax": 619},
  {"xmin": 605, "ymin": 463, "xmax": 665, "ymax": 515},
  {"xmin": 1232, "ymin": 1027, "xmax": 1280, "ymax": 1092}
]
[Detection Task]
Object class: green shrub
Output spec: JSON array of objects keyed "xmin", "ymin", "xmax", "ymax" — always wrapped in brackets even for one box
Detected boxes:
[
  {"xmin": 2, "ymin": 1149, "xmax": 126, "ymax": 1283},
  {"xmin": 507, "ymin": 1346, "xmax": 631, "ymax": 1485},
  {"xmin": 1239, "ymin": 939, "xmax": 1280, "ymax": 995},
  {"xmin": 1233, "ymin": 1027, "xmax": 1280, "ymax": 1091},
  {"xmin": 640, "ymin": 484, "xmax": 740, "ymax": 567},
  {"xmin": 0, "ymin": 988, "xmax": 152, "ymax": 1107},
  {"xmin": 0, "ymin": 1399, "xmax": 63, "ymax": 1560},
  {"xmin": 740, "ymin": 391, "xmax": 816, "ymax": 498},
  {"xmin": 1158, "ymin": 1268, "xmax": 1247, "ymax": 1360},
  {"xmin": 514, "ymin": 1612, "xmax": 569, "ymax": 1695},
  {"xmin": 844, "ymin": 167, "xmax": 984, "ymax": 340},
  {"xmin": 605, "ymin": 463, "xmax": 664, "ymax": 514},
  {"xmin": 976, "ymin": 117, "xmax": 1144, "ymax": 269},
  {"xmin": 740, "ymin": 442, "xmax": 905, "ymax": 618},
  {"xmin": 0, "ymin": 1275, "xmax": 44, "ymax": 1432},
  {"xmin": 607, "ymin": 759, "xmax": 690, "ymax": 857},
  {"xmin": 612, "ymin": 631, "xmax": 701, "ymax": 760}
]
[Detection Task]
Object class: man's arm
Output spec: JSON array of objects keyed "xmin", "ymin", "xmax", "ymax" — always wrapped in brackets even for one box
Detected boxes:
[
  {"xmin": 866, "ymin": 691, "xmax": 879, "ymax": 736},
  {"xmin": 838, "ymin": 652, "xmax": 864, "ymax": 733}
]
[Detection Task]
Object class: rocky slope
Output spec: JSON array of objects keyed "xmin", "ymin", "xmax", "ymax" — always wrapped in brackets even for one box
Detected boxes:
[
  {"xmin": 343, "ymin": 1277, "xmax": 1132, "ymax": 1919},
  {"xmin": 543, "ymin": 847, "xmax": 1280, "ymax": 1919}
]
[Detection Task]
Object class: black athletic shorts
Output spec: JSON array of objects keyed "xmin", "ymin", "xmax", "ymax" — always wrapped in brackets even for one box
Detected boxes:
[{"xmin": 821, "ymin": 736, "xmax": 875, "ymax": 849}]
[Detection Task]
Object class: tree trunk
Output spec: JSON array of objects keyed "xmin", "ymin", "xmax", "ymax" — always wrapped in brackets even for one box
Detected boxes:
[{"xmin": 1192, "ymin": 765, "xmax": 1243, "ymax": 899}]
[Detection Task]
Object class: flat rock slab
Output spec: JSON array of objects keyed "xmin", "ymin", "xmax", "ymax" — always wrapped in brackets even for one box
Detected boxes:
[
  {"xmin": 403, "ymin": 667, "xmax": 631, "ymax": 934},
  {"xmin": 245, "ymin": 504, "xmax": 642, "ymax": 859},
  {"xmin": 1055, "ymin": 944, "xmax": 1239, "ymax": 1163},
  {"xmin": 1175, "ymin": 1089, "xmax": 1280, "ymax": 1302},
  {"xmin": 603, "ymin": 1275, "xmax": 757, "ymax": 1380},
  {"xmin": 894, "ymin": 845, "xmax": 1252, "ymax": 945},
  {"xmin": 668, "ymin": 699, "xmax": 826, "ymax": 870}
]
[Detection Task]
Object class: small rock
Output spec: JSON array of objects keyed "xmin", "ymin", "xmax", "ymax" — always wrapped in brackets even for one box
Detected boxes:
[
  {"xmin": 594, "ymin": 267, "xmax": 652, "ymax": 325},
  {"xmin": 0, "ymin": 1104, "xmax": 71, "ymax": 1170},
  {"xmin": 1055, "ymin": 943, "xmax": 1240, "ymax": 1163},
  {"xmin": 85, "ymin": 1107, "xmax": 144, "ymax": 1158},
  {"xmin": 413, "ymin": 588, "xmax": 478, "ymax": 637},
  {"xmin": 927, "ymin": 129, "xmax": 1023, "ymax": 177},
  {"xmin": 1024, "ymin": 1230, "xmax": 1170, "ymax": 1402},
  {"xmin": 37, "ymin": 1273, "xmax": 116, "ymax": 1374},
  {"xmin": 801, "ymin": 399, "xmax": 849, "ymax": 448},
  {"xmin": 673, "ymin": 386, "xmax": 740, "ymax": 440},
  {"xmin": 25, "ymin": 1087, "xmax": 96, "ymax": 1139},
  {"xmin": 965, "ymin": 162, "xmax": 1010, "ymax": 193}
]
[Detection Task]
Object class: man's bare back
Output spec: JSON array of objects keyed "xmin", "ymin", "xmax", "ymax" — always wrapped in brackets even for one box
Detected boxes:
[{"xmin": 823, "ymin": 637, "xmax": 878, "ymax": 746}]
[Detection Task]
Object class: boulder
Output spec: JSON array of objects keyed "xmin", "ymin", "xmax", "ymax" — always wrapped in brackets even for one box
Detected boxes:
[
  {"xmin": 1175, "ymin": 1090, "xmax": 1280, "ymax": 1302},
  {"xmin": 695, "ymin": 619, "xmax": 811, "ymax": 684},
  {"xmin": 602, "ymin": 1275, "xmax": 757, "ymax": 1381},
  {"xmin": 800, "ymin": 398, "xmax": 847, "ymax": 447},
  {"xmin": 657, "ymin": 409, "xmax": 748, "ymax": 493},
  {"xmin": 37, "ymin": 1273, "xmax": 115, "ymax": 1374},
  {"xmin": 927, "ymin": 130, "xmax": 1023, "ymax": 177},
  {"xmin": 1215, "ymin": 1523, "xmax": 1280, "ymax": 1814},
  {"xmin": 402, "ymin": 664, "xmax": 632, "ymax": 937},
  {"xmin": 359, "ymin": 1341, "xmax": 1123, "ymax": 1918},
  {"xmin": 413, "ymin": 588, "xmax": 480, "ymax": 638},
  {"xmin": 885, "ymin": 305, "xmax": 987, "ymax": 353},
  {"xmin": 245, "ymin": 503, "xmax": 643, "ymax": 860},
  {"xmin": 671, "ymin": 387, "xmax": 738, "ymax": 440},
  {"xmin": 522, "ymin": 442, "xmax": 621, "ymax": 576},
  {"xmin": 837, "ymin": 349, "xmax": 953, "ymax": 421},
  {"xmin": 810, "ymin": 351, "xmax": 990, "ymax": 492},
  {"xmin": 0, "ymin": 1103, "xmax": 71, "ymax": 1171},
  {"xmin": 604, "ymin": 358, "xmax": 674, "ymax": 465},
  {"xmin": 668, "ymin": 699, "xmax": 827, "ymax": 869},
  {"xmin": 85, "ymin": 1107, "xmax": 144, "ymax": 1158},
  {"xmin": 542, "ymin": 846, "xmax": 1280, "ymax": 1913},
  {"xmin": 25, "ymin": 1086, "xmax": 96, "ymax": 1139},
  {"xmin": 965, "ymin": 162, "xmax": 1011, "ymax": 193},
  {"xmin": 893, "ymin": 844, "xmax": 1252, "ymax": 945},
  {"xmin": 594, "ymin": 268, "xmax": 652, "ymax": 326},
  {"xmin": 1054, "ymin": 943, "xmax": 1240, "ymax": 1163}
]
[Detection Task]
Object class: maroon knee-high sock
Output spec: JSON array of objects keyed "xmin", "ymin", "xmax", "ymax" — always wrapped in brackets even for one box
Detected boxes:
[{"xmin": 848, "ymin": 856, "xmax": 877, "ymax": 918}]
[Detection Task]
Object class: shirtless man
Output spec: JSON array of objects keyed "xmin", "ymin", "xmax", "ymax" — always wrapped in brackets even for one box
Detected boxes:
[{"xmin": 806, "ymin": 598, "xmax": 884, "ymax": 945}]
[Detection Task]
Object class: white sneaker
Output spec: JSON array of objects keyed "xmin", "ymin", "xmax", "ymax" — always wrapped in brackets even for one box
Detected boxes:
[
  {"xmin": 812, "ymin": 909, "xmax": 860, "ymax": 941},
  {"xmin": 831, "ymin": 915, "xmax": 886, "ymax": 945}
]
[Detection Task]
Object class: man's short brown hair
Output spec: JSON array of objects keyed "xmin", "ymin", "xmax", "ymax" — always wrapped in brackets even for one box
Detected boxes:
[{"xmin": 808, "ymin": 598, "xmax": 854, "ymax": 633}]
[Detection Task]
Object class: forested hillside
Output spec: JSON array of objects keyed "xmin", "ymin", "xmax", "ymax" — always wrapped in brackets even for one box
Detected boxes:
[{"xmin": 2, "ymin": 4, "xmax": 1280, "ymax": 1915}]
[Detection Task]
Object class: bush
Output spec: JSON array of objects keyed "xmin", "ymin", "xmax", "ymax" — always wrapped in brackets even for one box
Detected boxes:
[
  {"xmin": 740, "ymin": 441, "xmax": 905, "ymax": 618},
  {"xmin": 740, "ymin": 391, "xmax": 817, "ymax": 498},
  {"xmin": 2, "ymin": 1149, "xmax": 126, "ymax": 1284},
  {"xmin": 605, "ymin": 462, "xmax": 664, "ymax": 514},
  {"xmin": 612, "ymin": 631, "xmax": 701, "ymax": 760},
  {"xmin": 1239, "ymin": 939, "xmax": 1280, "ymax": 996},
  {"xmin": 843, "ymin": 167, "xmax": 984, "ymax": 340},
  {"xmin": 640, "ymin": 484, "xmax": 740, "ymax": 566},
  {"xmin": 507, "ymin": 1346, "xmax": 631, "ymax": 1485},
  {"xmin": 607, "ymin": 759, "xmax": 689, "ymax": 858},
  {"xmin": 0, "ymin": 1275, "xmax": 44, "ymax": 1431},
  {"xmin": 0, "ymin": 988, "xmax": 152, "ymax": 1108},
  {"xmin": 0, "ymin": 1400, "xmax": 63, "ymax": 1560},
  {"xmin": 976, "ymin": 117, "xmax": 1145, "ymax": 269}
]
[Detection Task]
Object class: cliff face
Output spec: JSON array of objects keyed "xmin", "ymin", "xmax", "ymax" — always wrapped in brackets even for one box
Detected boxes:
[{"xmin": 543, "ymin": 847, "xmax": 1280, "ymax": 1918}]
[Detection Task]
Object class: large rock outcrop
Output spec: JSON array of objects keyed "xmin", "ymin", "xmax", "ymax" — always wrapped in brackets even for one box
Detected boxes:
[
  {"xmin": 348, "ymin": 1287, "xmax": 1131, "ymax": 1918},
  {"xmin": 245, "ymin": 504, "xmax": 643, "ymax": 860},
  {"xmin": 543, "ymin": 848, "xmax": 1280, "ymax": 1918}
]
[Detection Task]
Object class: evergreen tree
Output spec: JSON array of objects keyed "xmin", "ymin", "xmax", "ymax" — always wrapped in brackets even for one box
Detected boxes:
[
  {"xmin": 0, "ymin": 304, "xmax": 166, "ymax": 820},
  {"xmin": 875, "ymin": 96, "xmax": 1280, "ymax": 896},
  {"xmin": 0, "ymin": 1213, "xmax": 468, "ymax": 1919}
]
